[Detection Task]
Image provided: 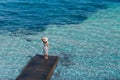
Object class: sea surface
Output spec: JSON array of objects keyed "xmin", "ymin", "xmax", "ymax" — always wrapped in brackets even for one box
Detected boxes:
[{"xmin": 0, "ymin": 0, "xmax": 120, "ymax": 80}]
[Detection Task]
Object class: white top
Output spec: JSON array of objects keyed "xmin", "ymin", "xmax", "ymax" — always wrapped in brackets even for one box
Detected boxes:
[{"xmin": 43, "ymin": 45, "xmax": 48, "ymax": 55}]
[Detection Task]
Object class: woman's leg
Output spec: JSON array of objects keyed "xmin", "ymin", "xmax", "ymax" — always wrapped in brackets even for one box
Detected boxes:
[{"xmin": 44, "ymin": 54, "xmax": 48, "ymax": 60}]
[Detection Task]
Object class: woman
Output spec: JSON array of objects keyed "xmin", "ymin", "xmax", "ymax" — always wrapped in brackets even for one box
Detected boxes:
[{"xmin": 41, "ymin": 37, "xmax": 49, "ymax": 60}]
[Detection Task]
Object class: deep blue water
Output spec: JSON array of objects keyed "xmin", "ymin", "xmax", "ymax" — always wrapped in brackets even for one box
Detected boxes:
[
  {"xmin": 0, "ymin": 0, "xmax": 112, "ymax": 34},
  {"xmin": 0, "ymin": 0, "xmax": 120, "ymax": 80}
]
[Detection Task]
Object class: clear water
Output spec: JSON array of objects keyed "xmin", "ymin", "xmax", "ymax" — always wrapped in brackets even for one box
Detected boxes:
[{"xmin": 0, "ymin": 0, "xmax": 120, "ymax": 80}]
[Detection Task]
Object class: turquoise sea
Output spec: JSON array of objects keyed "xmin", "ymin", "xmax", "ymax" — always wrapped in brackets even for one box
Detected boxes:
[{"xmin": 0, "ymin": 0, "xmax": 120, "ymax": 80}]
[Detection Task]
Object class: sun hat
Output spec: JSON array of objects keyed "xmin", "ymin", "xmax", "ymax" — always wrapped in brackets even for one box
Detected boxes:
[{"xmin": 42, "ymin": 37, "xmax": 48, "ymax": 42}]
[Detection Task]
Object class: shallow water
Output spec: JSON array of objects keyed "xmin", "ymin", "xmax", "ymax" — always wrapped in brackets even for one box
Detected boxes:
[{"xmin": 0, "ymin": 0, "xmax": 120, "ymax": 80}]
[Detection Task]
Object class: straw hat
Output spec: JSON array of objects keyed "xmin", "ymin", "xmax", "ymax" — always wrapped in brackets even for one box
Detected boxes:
[{"xmin": 41, "ymin": 37, "xmax": 48, "ymax": 42}]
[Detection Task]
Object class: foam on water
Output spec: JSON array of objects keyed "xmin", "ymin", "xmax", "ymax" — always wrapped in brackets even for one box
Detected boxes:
[{"xmin": 0, "ymin": 0, "xmax": 120, "ymax": 80}]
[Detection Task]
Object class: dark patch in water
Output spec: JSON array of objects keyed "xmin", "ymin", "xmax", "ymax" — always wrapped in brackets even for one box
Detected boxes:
[
  {"xmin": 25, "ymin": 38, "xmax": 33, "ymax": 42},
  {"xmin": 60, "ymin": 53, "xmax": 75, "ymax": 67},
  {"xmin": 0, "ymin": 0, "xmax": 108, "ymax": 35}
]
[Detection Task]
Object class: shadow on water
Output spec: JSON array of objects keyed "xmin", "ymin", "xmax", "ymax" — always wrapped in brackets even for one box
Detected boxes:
[{"xmin": 0, "ymin": 0, "xmax": 112, "ymax": 35}]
